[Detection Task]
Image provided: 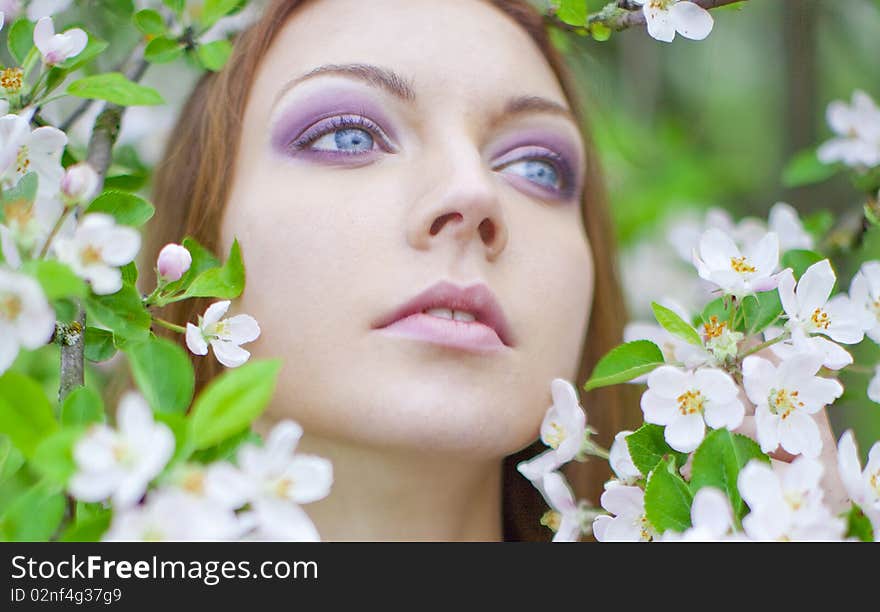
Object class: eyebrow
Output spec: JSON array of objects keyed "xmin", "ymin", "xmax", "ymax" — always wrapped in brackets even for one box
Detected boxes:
[{"xmin": 272, "ymin": 63, "xmax": 578, "ymax": 128}]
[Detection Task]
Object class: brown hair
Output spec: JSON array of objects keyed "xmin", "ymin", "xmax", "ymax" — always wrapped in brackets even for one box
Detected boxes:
[{"xmin": 148, "ymin": 0, "xmax": 640, "ymax": 541}]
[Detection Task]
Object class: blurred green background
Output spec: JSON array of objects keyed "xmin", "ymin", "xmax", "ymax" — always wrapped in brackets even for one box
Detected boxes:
[{"xmin": 554, "ymin": 0, "xmax": 880, "ymax": 453}]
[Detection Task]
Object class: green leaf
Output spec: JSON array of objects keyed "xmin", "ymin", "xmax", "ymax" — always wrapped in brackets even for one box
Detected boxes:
[
  {"xmin": 584, "ymin": 340, "xmax": 664, "ymax": 391},
  {"xmin": 196, "ymin": 39, "xmax": 233, "ymax": 71},
  {"xmin": 0, "ymin": 372, "xmax": 58, "ymax": 459},
  {"xmin": 590, "ymin": 22, "xmax": 611, "ymax": 41},
  {"xmin": 60, "ymin": 387, "xmax": 105, "ymax": 426},
  {"xmin": 689, "ymin": 428, "xmax": 768, "ymax": 521},
  {"xmin": 0, "ymin": 481, "xmax": 65, "ymax": 541},
  {"xmin": 191, "ymin": 427, "xmax": 261, "ymax": 463},
  {"xmin": 53, "ymin": 298, "xmax": 78, "ymax": 324},
  {"xmin": 30, "ymin": 427, "xmax": 85, "ymax": 486},
  {"xmin": 67, "ymin": 72, "xmax": 165, "ymax": 106},
  {"xmin": 7, "ymin": 19, "xmax": 35, "ymax": 65},
  {"xmin": 801, "ymin": 210, "xmax": 834, "ymax": 242},
  {"xmin": 780, "ymin": 249, "xmax": 825, "ymax": 280},
  {"xmin": 121, "ymin": 261, "xmax": 138, "ymax": 286},
  {"xmin": 0, "ymin": 435, "xmax": 26, "ymax": 486},
  {"xmin": 56, "ymin": 35, "xmax": 109, "ymax": 72},
  {"xmin": 86, "ymin": 190, "xmax": 155, "ymax": 226},
  {"xmin": 181, "ymin": 239, "xmax": 245, "ymax": 300},
  {"xmin": 144, "ymin": 36, "xmax": 184, "ymax": 64},
  {"xmin": 85, "ymin": 283, "xmax": 151, "ymax": 344},
  {"xmin": 556, "ymin": 0, "xmax": 587, "ymax": 26},
  {"xmin": 201, "ymin": 0, "xmax": 242, "ymax": 29},
  {"xmin": 643, "ymin": 457, "xmax": 693, "ymax": 535},
  {"xmin": 104, "ymin": 173, "xmax": 148, "ymax": 192},
  {"xmin": 782, "ymin": 148, "xmax": 837, "ymax": 188},
  {"xmin": 162, "ymin": 0, "xmax": 185, "ymax": 17},
  {"xmin": 21, "ymin": 260, "xmax": 86, "ymax": 300},
  {"xmin": 741, "ymin": 290, "xmax": 783, "ymax": 336},
  {"xmin": 845, "ymin": 504, "xmax": 875, "ymax": 542},
  {"xmin": 59, "ymin": 509, "xmax": 112, "ymax": 542},
  {"xmin": 625, "ymin": 423, "xmax": 688, "ymax": 476},
  {"xmin": 651, "ymin": 301, "xmax": 702, "ymax": 347},
  {"xmin": 124, "ymin": 336, "xmax": 195, "ymax": 415},
  {"xmin": 84, "ymin": 327, "xmax": 117, "ymax": 362},
  {"xmin": 188, "ymin": 359, "xmax": 282, "ymax": 450},
  {"xmin": 134, "ymin": 8, "xmax": 166, "ymax": 35}
]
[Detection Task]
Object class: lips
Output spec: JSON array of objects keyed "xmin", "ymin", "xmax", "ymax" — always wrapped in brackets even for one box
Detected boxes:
[{"xmin": 371, "ymin": 280, "xmax": 515, "ymax": 348}]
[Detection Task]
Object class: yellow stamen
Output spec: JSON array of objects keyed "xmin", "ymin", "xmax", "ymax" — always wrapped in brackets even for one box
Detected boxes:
[
  {"xmin": 810, "ymin": 308, "xmax": 830, "ymax": 330},
  {"xmin": 0, "ymin": 293, "xmax": 22, "ymax": 321},
  {"xmin": 15, "ymin": 146, "xmax": 30, "ymax": 175},
  {"xmin": 540, "ymin": 510, "xmax": 561, "ymax": 532},
  {"xmin": 768, "ymin": 388, "xmax": 804, "ymax": 420},
  {"xmin": 676, "ymin": 389, "xmax": 705, "ymax": 415},
  {"xmin": 1, "ymin": 67, "xmax": 23, "ymax": 93},
  {"xmin": 545, "ymin": 422, "xmax": 566, "ymax": 450},
  {"xmin": 81, "ymin": 245, "xmax": 103, "ymax": 265},
  {"xmin": 730, "ymin": 256, "xmax": 756, "ymax": 274},
  {"xmin": 703, "ymin": 315, "xmax": 726, "ymax": 340}
]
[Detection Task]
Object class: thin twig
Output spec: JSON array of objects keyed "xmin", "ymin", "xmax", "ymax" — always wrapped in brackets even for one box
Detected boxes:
[{"xmin": 545, "ymin": 0, "xmax": 747, "ymax": 34}]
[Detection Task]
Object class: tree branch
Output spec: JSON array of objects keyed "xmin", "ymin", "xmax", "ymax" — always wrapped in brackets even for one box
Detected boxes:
[
  {"xmin": 545, "ymin": 0, "xmax": 747, "ymax": 34},
  {"xmin": 58, "ymin": 47, "xmax": 149, "ymax": 401}
]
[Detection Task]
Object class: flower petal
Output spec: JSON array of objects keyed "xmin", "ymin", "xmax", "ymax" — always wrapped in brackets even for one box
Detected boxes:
[
  {"xmin": 225, "ymin": 314, "xmax": 261, "ymax": 344},
  {"xmin": 669, "ymin": 1, "xmax": 714, "ymax": 40},
  {"xmin": 664, "ymin": 413, "xmax": 705, "ymax": 453},
  {"xmin": 203, "ymin": 300, "xmax": 231, "ymax": 325},
  {"xmin": 211, "ymin": 339, "xmax": 251, "ymax": 368},
  {"xmin": 186, "ymin": 323, "xmax": 208, "ymax": 355},
  {"xmin": 795, "ymin": 259, "xmax": 835, "ymax": 316},
  {"xmin": 778, "ymin": 411, "xmax": 821, "ymax": 458}
]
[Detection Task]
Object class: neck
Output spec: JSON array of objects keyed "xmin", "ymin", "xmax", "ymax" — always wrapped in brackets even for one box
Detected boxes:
[{"xmin": 256, "ymin": 419, "xmax": 504, "ymax": 541}]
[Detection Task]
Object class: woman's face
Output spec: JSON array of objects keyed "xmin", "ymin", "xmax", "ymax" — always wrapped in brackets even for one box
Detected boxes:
[{"xmin": 221, "ymin": 0, "xmax": 594, "ymax": 458}]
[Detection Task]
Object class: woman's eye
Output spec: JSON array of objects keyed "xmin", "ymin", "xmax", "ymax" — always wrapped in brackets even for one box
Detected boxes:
[
  {"xmin": 500, "ymin": 158, "xmax": 561, "ymax": 190},
  {"xmin": 311, "ymin": 127, "xmax": 375, "ymax": 153}
]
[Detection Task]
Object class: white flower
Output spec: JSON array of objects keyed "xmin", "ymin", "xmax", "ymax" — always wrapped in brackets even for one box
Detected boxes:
[
  {"xmin": 186, "ymin": 300, "xmax": 261, "ymax": 368},
  {"xmin": 33, "ymin": 16, "xmax": 87, "ymax": 66},
  {"xmin": 0, "ymin": 2, "xmax": 19, "ymax": 22},
  {"xmin": 632, "ymin": 0, "xmax": 713, "ymax": 43},
  {"xmin": 156, "ymin": 243, "xmax": 192, "ymax": 282},
  {"xmin": 764, "ymin": 324, "xmax": 853, "ymax": 371},
  {"xmin": 640, "ymin": 365, "xmax": 744, "ymax": 453},
  {"xmin": 27, "ymin": 0, "xmax": 71, "ymax": 20},
  {"xmin": 0, "ymin": 268, "xmax": 55, "ymax": 374},
  {"xmin": 541, "ymin": 471, "xmax": 585, "ymax": 542},
  {"xmin": 59, "ymin": 162, "xmax": 99, "ymax": 205},
  {"xmin": 768, "ymin": 202, "xmax": 814, "ymax": 252},
  {"xmin": 517, "ymin": 379, "xmax": 588, "ymax": 482},
  {"xmin": 0, "ymin": 224, "xmax": 20, "ymax": 268},
  {"xmin": 777, "ymin": 259, "xmax": 863, "ymax": 345},
  {"xmin": 609, "ymin": 430, "xmax": 642, "ymax": 485},
  {"xmin": 668, "ymin": 208, "xmax": 766, "ymax": 262},
  {"xmin": 624, "ymin": 300, "xmax": 712, "ymax": 375},
  {"xmin": 53, "ymin": 213, "xmax": 141, "ymax": 295},
  {"xmin": 660, "ymin": 487, "xmax": 745, "ymax": 541},
  {"xmin": 837, "ymin": 430, "xmax": 880, "ymax": 539},
  {"xmin": 223, "ymin": 420, "xmax": 331, "ymax": 541},
  {"xmin": 69, "ymin": 392, "xmax": 175, "ymax": 508},
  {"xmin": 869, "ymin": 365, "xmax": 880, "ymax": 404},
  {"xmin": 743, "ymin": 354, "xmax": 842, "ymax": 458},
  {"xmin": 0, "ymin": 117, "xmax": 66, "ymax": 200},
  {"xmin": 102, "ymin": 488, "xmax": 246, "ymax": 542},
  {"xmin": 593, "ymin": 482, "xmax": 653, "ymax": 542},
  {"xmin": 167, "ymin": 462, "xmax": 250, "ymax": 511},
  {"xmin": 848, "ymin": 260, "xmax": 880, "ymax": 344},
  {"xmin": 692, "ymin": 228, "xmax": 780, "ymax": 299},
  {"xmin": 738, "ymin": 457, "xmax": 846, "ymax": 541},
  {"xmin": 816, "ymin": 90, "xmax": 880, "ymax": 168}
]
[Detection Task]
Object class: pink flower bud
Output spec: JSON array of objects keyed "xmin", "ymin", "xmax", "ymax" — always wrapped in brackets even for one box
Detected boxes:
[
  {"xmin": 60, "ymin": 162, "xmax": 99, "ymax": 204},
  {"xmin": 157, "ymin": 243, "xmax": 191, "ymax": 282}
]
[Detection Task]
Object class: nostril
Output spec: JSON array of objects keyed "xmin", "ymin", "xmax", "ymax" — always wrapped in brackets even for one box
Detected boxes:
[
  {"xmin": 430, "ymin": 212, "xmax": 463, "ymax": 236},
  {"xmin": 478, "ymin": 218, "xmax": 495, "ymax": 244}
]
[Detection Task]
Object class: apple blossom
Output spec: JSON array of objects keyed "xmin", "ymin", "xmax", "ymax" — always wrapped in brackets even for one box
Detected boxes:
[
  {"xmin": 157, "ymin": 243, "xmax": 192, "ymax": 282},
  {"xmin": 768, "ymin": 202, "xmax": 814, "ymax": 252},
  {"xmin": 640, "ymin": 365, "xmax": 744, "ymax": 453},
  {"xmin": 738, "ymin": 458, "xmax": 846, "ymax": 541},
  {"xmin": 0, "ymin": 122, "xmax": 67, "ymax": 200},
  {"xmin": 692, "ymin": 228, "xmax": 781, "ymax": 299},
  {"xmin": 742, "ymin": 354, "xmax": 843, "ymax": 458},
  {"xmin": 540, "ymin": 471, "xmax": 586, "ymax": 542},
  {"xmin": 765, "ymin": 324, "xmax": 853, "ymax": 371},
  {"xmin": 593, "ymin": 482, "xmax": 654, "ymax": 542},
  {"xmin": 517, "ymin": 378, "xmax": 592, "ymax": 484},
  {"xmin": 848, "ymin": 260, "xmax": 880, "ymax": 344},
  {"xmin": 609, "ymin": 430, "xmax": 642, "ymax": 485},
  {"xmin": 0, "ymin": 111, "xmax": 29, "ymax": 178},
  {"xmin": 837, "ymin": 430, "xmax": 880, "ymax": 539},
  {"xmin": 631, "ymin": 0, "xmax": 713, "ymax": 43},
  {"xmin": 777, "ymin": 259, "xmax": 863, "ymax": 345},
  {"xmin": 185, "ymin": 300, "xmax": 261, "ymax": 368},
  {"xmin": 69, "ymin": 392, "xmax": 175, "ymax": 508},
  {"xmin": 53, "ymin": 213, "xmax": 141, "ymax": 295},
  {"xmin": 59, "ymin": 162, "xmax": 99, "ymax": 206},
  {"xmin": 102, "ymin": 488, "xmax": 247, "ymax": 542},
  {"xmin": 0, "ymin": 268, "xmax": 55, "ymax": 374},
  {"xmin": 816, "ymin": 90, "xmax": 880, "ymax": 168},
  {"xmin": 660, "ymin": 487, "xmax": 745, "ymax": 541},
  {"xmin": 33, "ymin": 16, "xmax": 87, "ymax": 66},
  {"xmin": 27, "ymin": 0, "xmax": 70, "ymax": 20}
]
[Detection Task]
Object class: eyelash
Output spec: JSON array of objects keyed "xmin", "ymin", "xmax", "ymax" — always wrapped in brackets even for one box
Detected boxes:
[
  {"xmin": 288, "ymin": 115, "xmax": 574, "ymax": 196},
  {"xmin": 288, "ymin": 114, "xmax": 393, "ymax": 153}
]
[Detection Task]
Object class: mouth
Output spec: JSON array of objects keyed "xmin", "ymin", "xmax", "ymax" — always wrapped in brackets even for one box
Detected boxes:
[{"xmin": 370, "ymin": 280, "xmax": 514, "ymax": 353}]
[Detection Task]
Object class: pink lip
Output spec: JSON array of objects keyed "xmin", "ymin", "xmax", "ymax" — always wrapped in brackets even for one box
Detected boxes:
[{"xmin": 371, "ymin": 281, "xmax": 515, "ymax": 353}]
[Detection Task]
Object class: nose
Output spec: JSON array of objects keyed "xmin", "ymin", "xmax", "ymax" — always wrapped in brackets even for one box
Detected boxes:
[{"xmin": 406, "ymin": 147, "xmax": 509, "ymax": 261}]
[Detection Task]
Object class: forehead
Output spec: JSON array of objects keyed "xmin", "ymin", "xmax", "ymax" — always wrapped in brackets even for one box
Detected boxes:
[{"xmin": 253, "ymin": 0, "xmax": 569, "ymax": 113}]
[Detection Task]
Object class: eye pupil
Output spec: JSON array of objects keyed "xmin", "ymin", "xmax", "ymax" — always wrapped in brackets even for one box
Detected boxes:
[
  {"xmin": 334, "ymin": 128, "xmax": 373, "ymax": 152},
  {"xmin": 519, "ymin": 160, "xmax": 559, "ymax": 188}
]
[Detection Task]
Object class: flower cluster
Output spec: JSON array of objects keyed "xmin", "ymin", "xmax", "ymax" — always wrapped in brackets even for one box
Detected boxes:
[{"xmin": 521, "ymin": 199, "xmax": 880, "ymax": 541}]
